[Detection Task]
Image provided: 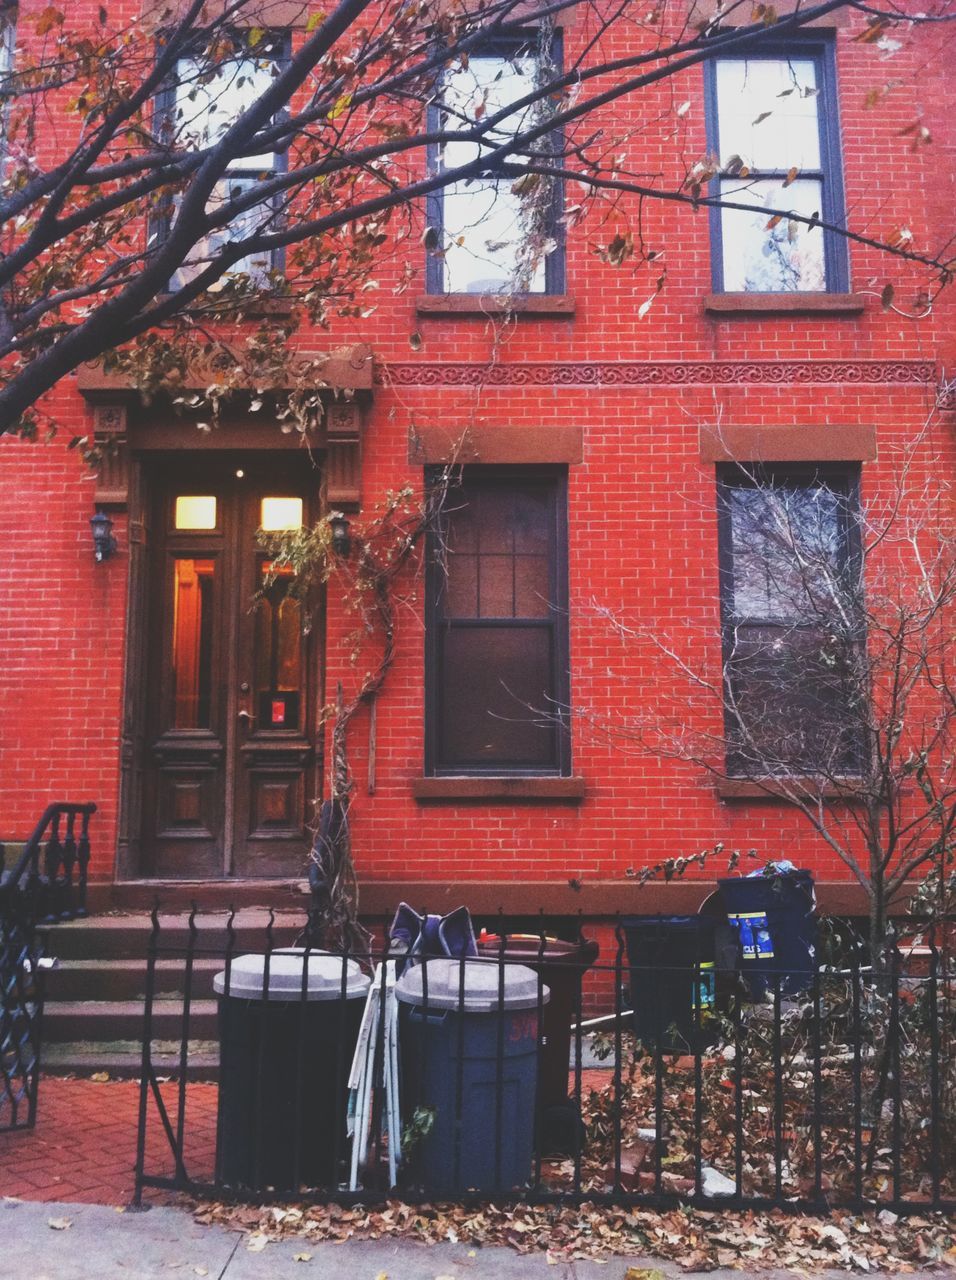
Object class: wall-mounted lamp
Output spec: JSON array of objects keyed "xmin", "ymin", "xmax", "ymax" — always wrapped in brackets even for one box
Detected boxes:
[
  {"xmin": 329, "ymin": 512, "xmax": 352, "ymax": 558},
  {"xmin": 90, "ymin": 510, "xmax": 117, "ymax": 562}
]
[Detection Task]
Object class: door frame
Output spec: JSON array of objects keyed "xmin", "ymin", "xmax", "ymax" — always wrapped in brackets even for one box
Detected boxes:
[{"xmin": 116, "ymin": 449, "xmax": 326, "ymax": 881}]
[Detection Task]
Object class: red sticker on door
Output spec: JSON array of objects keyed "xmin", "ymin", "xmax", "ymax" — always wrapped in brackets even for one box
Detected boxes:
[{"xmin": 271, "ymin": 699, "xmax": 285, "ymax": 725}]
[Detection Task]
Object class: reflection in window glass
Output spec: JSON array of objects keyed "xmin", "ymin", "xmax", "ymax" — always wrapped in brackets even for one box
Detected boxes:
[
  {"xmin": 174, "ymin": 495, "xmax": 217, "ymax": 530},
  {"xmin": 169, "ymin": 49, "xmax": 280, "ymax": 288},
  {"xmin": 715, "ymin": 59, "xmax": 820, "ymax": 171},
  {"xmin": 256, "ymin": 564, "xmax": 302, "ymax": 730},
  {"xmin": 438, "ymin": 53, "xmax": 547, "ymax": 294},
  {"xmin": 720, "ymin": 178, "xmax": 825, "ymax": 292},
  {"xmin": 719, "ymin": 469, "xmax": 863, "ymax": 776},
  {"xmin": 174, "ymin": 55, "xmax": 277, "ymax": 168},
  {"xmin": 172, "ymin": 558, "xmax": 215, "ymax": 728},
  {"xmin": 260, "ymin": 497, "xmax": 303, "ymax": 531},
  {"xmin": 728, "ymin": 483, "xmax": 844, "ymax": 621},
  {"xmin": 711, "ymin": 54, "xmax": 834, "ymax": 293},
  {"xmin": 0, "ymin": 9, "xmax": 17, "ymax": 155}
]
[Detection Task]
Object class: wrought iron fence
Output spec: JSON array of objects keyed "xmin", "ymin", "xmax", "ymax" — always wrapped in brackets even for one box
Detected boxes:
[
  {"xmin": 0, "ymin": 802, "xmax": 96, "ymax": 1131},
  {"xmin": 133, "ymin": 907, "xmax": 955, "ymax": 1214}
]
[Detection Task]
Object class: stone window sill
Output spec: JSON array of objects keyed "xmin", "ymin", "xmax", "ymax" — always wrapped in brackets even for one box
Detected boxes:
[
  {"xmin": 416, "ymin": 294, "xmax": 576, "ymax": 318},
  {"xmin": 717, "ymin": 776, "xmax": 864, "ymax": 801},
  {"xmin": 413, "ymin": 776, "xmax": 586, "ymax": 802},
  {"xmin": 704, "ymin": 292, "xmax": 866, "ymax": 316}
]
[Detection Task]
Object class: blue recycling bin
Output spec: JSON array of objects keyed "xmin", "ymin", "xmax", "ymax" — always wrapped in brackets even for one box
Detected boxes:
[
  {"xmin": 395, "ymin": 957, "xmax": 548, "ymax": 1193},
  {"xmin": 621, "ymin": 915, "xmax": 718, "ymax": 1053},
  {"xmin": 718, "ymin": 870, "xmax": 816, "ymax": 999}
]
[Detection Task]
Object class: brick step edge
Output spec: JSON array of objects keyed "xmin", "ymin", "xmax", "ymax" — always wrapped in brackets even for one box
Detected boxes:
[
  {"xmin": 43, "ymin": 999, "xmax": 219, "ymax": 1041},
  {"xmin": 43, "ymin": 1042, "xmax": 219, "ymax": 1082},
  {"xmin": 44, "ymin": 957, "xmax": 224, "ymax": 1001}
]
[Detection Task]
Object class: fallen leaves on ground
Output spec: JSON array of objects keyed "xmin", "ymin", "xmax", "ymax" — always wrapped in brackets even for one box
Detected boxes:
[{"xmin": 190, "ymin": 1198, "xmax": 956, "ymax": 1270}]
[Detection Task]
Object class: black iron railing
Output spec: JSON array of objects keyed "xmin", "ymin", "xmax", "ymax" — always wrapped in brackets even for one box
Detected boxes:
[
  {"xmin": 0, "ymin": 802, "xmax": 96, "ymax": 1131},
  {"xmin": 133, "ymin": 908, "xmax": 955, "ymax": 1213}
]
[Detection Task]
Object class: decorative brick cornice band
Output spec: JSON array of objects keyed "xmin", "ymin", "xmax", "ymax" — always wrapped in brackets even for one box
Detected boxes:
[{"xmin": 377, "ymin": 360, "xmax": 936, "ymax": 388}]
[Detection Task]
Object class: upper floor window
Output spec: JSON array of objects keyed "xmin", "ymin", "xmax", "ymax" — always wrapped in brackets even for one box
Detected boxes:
[
  {"xmin": 425, "ymin": 468, "xmax": 570, "ymax": 774},
  {"xmin": 706, "ymin": 44, "xmax": 848, "ymax": 293},
  {"xmin": 717, "ymin": 464, "xmax": 864, "ymax": 778},
  {"xmin": 426, "ymin": 35, "xmax": 563, "ymax": 296},
  {"xmin": 161, "ymin": 33, "xmax": 286, "ymax": 290},
  {"xmin": 0, "ymin": 6, "xmax": 16, "ymax": 154}
]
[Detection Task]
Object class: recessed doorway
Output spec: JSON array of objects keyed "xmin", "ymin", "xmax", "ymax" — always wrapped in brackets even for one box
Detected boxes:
[{"xmin": 139, "ymin": 457, "xmax": 321, "ymax": 878}]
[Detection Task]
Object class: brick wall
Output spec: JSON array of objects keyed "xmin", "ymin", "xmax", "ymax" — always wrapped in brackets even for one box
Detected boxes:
[{"xmin": 0, "ymin": 1, "xmax": 953, "ymax": 903}]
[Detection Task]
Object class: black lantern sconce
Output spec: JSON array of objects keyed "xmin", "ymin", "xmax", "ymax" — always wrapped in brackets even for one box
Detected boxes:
[
  {"xmin": 90, "ymin": 510, "xmax": 117, "ymax": 562},
  {"xmin": 329, "ymin": 512, "xmax": 352, "ymax": 558}
]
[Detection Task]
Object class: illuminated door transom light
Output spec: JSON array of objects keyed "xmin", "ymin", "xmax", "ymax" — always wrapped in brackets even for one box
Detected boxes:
[{"xmin": 260, "ymin": 497, "xmax": 303, "ymax": 532}]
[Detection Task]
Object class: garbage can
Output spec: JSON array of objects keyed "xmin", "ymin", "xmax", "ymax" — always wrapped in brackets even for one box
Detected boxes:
[
  {"xmin": 214, "ymin": 951, "xmax": 369, "ymax": 1192},
  {"xmin": 621, "ymin": 916, "xmax": 717, "ymax": 1052},
  {"xmin": 477, "ymin": 933, "xmax": 598, "ymax": 1153},
  {"xmin": 718, "ymin": 870, "xmax": 816, "ymax": 999},
  {"xmin": 395, "ymin": 957, "xmax": 549, "ymax": 1193}
]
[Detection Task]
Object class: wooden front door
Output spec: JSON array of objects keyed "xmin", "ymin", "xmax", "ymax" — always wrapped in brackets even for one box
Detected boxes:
[{"xmin": 141, "ymin": 459, "xmax": 320, "ymax": 878}]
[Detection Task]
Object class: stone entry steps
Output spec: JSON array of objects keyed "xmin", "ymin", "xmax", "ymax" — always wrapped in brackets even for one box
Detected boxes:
[{"xmin": 38, "ymin": 909, "xmax": 308, "ymax": 1076}]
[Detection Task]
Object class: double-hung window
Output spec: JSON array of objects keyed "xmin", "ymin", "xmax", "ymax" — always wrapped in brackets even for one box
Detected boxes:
[
  {"xmin": 717, "ymin": 465, "xmax": 864, "ymax": 778},
  {"xmin": 426, "ymin": 34, "xmax": 563, "ymax": 295},
  {"xmin": 706, "ymin": 42, "xmax": 848, "ymax": 293},
  {"xmin": 425, "ymin": 469, "xmax": 570, "ymax": 774},
  {"xmin": 162, "ymin": 33, "xmax": 286, "ymax": 290},
  {"xmin": 0, "ymin": 6, "xmax": 16, "ymax": 156}
]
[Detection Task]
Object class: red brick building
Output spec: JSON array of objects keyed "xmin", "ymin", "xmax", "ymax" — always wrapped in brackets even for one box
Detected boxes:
[{"xmin": 0, "ymin": 0, "xmax": 953, "ymax": 933}]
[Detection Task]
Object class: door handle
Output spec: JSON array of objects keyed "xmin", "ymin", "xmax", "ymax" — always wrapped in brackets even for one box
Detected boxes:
[{"xmin": 237, "ymin": 709, "xmax": 256, "ymax": 726}]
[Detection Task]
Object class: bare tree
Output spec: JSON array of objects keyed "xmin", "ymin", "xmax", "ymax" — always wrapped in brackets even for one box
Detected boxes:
[{"xmin": 0, "ymin": 0, "xmax": 952, "ymax": 436}]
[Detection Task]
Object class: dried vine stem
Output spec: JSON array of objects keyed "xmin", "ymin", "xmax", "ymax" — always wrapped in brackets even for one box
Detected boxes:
[{"xmin": 260, "ymin": 459, "xmax": 461, "ymax": 945}]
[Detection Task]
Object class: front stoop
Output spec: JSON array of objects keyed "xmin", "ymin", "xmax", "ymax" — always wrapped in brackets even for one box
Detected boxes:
[{"xmin": 39, "ymin": 909, "xmax": 308, "ymax": 1078}]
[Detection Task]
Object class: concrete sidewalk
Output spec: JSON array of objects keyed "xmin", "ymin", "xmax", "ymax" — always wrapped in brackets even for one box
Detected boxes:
[{"xmin": 2, "ymin": 1198, "xmax": 950, "ymax": 1280}]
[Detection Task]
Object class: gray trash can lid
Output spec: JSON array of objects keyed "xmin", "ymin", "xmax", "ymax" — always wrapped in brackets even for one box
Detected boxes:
[
  {"xmin": 213, "ymin": 952, "xmax": 370, "ymax": 1002},
  {"xmin": 394, "ymin": 958, "xmax": 549, "ymax": 1012}
]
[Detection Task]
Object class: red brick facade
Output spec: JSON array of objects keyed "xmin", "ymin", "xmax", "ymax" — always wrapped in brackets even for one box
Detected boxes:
[{"xmin": 0, "ymin": 2, "xmax": 953, "ymax": 918}]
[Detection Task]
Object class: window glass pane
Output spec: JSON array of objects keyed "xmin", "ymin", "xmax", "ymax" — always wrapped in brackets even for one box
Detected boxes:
[
  {"xmin": 441, "ymin": 53, "xmax": 537, "ymax": 149},
  {"xmin": 720, "ymin": 177, "xmax": 824, "ymax": 292},
  {"xmin": 172, "ymin": 175, "xmax": 276, "ymax": 289},
  {"xmin": 715, "ymin": 57, "xmax": 820, "ymax": 170},
  {"xmin": 478, "ymin": 488, "xmax": 514, "ymax": 553},
  {"xmin": 479, "ymin": 554, "xmax": 515, "ymax": 617},
  {"xmin": 728, "ymin": 482, "xmax": 845, "ymax": 621},
  {"xmin": 439, "ymin": 52, "xmax": 548, "ymax": 293},
  {"xmin": 441, "ymin": 178, "xmax": 547, "ymax": 293},
  {"xmin": 441, "ymin": 626, "xmax": 555, "ymax": 766},
  {"xmin": 727, "ymin": 626, "xmax": 863, "ymax": 774},
  {"xmin": 260, "ymin": 496, "xmax": 303, "ymax": 531},
  {"xmin": 174, "ymin": 495, "xmax": 217, "ymax": 529},
  {"xmin": 513, "ymin": 488, "xmax": 550, "ymax": 551},
  {"xmin": 0, "ymin": 11, "xmax": 16, "ymax": 153},
  {"xmin": 171, "ymin": 558, "xmax": 216, "ymax": 728},
  {"xmin": 514, "ymin": 555, "xmax": 550, "ymax": 617},
  {"xmin": 255, "ymin": 564, "xmax": 301, "ymax": 730},
  {"xmin": 445, "ymin": 553, "xmax": 478, "ymax": 617},
  {"xmin": 447, "ymin": 497, "xmax": 478, "ymax": 552},
  {"xmin": 175, "ymin": 54, "xmax": 277, "ymax": 169},
  {"xmin": 432, "ymin": 472, "xmax": 566, "ymax": 773}
]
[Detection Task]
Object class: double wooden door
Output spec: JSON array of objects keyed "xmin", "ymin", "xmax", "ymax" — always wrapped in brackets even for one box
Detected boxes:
[{"xmin": 141, "ymin": 459, "xmax": 320, "ymax": 878}]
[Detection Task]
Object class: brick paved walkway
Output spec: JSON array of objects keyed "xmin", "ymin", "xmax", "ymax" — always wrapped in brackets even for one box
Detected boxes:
[
  {"xmin": 0, "ymin": 1077, "xmax": 218, "ymax": 1206},
  {"xmin": 0, "ymin": 1071, "xmax": 611, "ymax": 1206}
]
